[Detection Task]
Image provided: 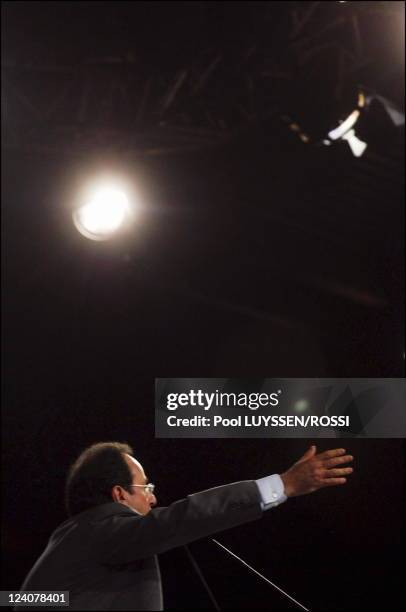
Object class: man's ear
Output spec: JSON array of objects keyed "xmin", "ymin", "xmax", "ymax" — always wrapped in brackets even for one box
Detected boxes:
[{"xmin": 111, "ymin": 485, "xmax": 126, "ymax": 502}]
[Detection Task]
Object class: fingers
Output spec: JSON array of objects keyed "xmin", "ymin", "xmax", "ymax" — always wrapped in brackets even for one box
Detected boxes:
[
  {"xmin": 325, "ymin": 467, "xmax": 353, "ymax": 477},
  {"xmin": 324, "ymin": 455, "xmax": 353, "ymax": 468},
  {"xmin": 319, "ymin": 477, "xmax": 347, "ymax": 486},
  {"xmin": 296, "ymin": 445, "xmax": 317, "ymax": 464},
  {"xmin": 318, "ymin": 448, "xmax": 346, "ymax": 459},
  {"xmin": 312, "ymin": 451, "xmax": 354, "ymax": 491}
]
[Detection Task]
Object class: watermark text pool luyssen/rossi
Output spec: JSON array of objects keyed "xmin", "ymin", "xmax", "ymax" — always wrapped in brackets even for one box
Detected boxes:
[
  {"xmin": 164, "ymin": 389, "xmax": 348, "ymax": 429},
  {"xmin": 155, "ymin": 379, "xmax": 406, "ymax": 438}
]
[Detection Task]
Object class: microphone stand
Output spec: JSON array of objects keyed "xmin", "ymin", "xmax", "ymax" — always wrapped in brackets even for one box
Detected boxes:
[
  {"xmin": 212, "ymin": 540, "xmax": 310, "ymax": 611},
  {"xmin": 183, "ymin": 545, "xmax": 221, "ymax": 611},
  {"xmin": 183, "ymin": 541, "xmax": 311, "ymax": 612}
]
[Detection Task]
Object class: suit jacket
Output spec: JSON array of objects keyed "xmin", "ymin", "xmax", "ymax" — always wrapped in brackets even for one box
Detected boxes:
[{"xmin": 19, "ymin": 480, "xmax": 263, "ymax": 610}]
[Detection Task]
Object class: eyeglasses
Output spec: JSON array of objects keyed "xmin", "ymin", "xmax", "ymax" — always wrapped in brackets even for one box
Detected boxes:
[{"xmin": 129, "ymin": 483, "xmax": 155, "ymax": 495}]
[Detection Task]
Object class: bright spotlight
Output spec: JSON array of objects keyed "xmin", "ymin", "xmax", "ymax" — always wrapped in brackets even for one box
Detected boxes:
[
  {"xmin": 73, "ymin": 187, "xmax": 132, "ymax": 241},
  {"xmin": 325, "ymin": 107, "xmax": 367, "ymax": 158},
  {"xmin": 339, "ymin": 128, "xmax": 367, "ymax": 158}
]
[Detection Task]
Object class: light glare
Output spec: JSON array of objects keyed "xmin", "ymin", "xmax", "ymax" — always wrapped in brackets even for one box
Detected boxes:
[
  {"xmin": 73, "ymin": 187, "xmax": 131, "ymax": 240},
  {"xmin": 326, "ymin": 109, "xmax": 367, "ymax": 157},
  {"xmin": 341, "ymin": 129, "xmax": 367, "ymax": 157},
  {"xmin": 328, "ymin": 110, "xmax": 360, "ymax": 141},
  {"xmin": 294, "ymin": 399, "xmax": 309, "ymax": 412}
]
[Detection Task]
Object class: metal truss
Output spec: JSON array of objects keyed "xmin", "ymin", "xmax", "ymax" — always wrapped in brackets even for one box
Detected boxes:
[{"xmin": 2, "ymin": 1, "xmax": 402, "ymax": 156}]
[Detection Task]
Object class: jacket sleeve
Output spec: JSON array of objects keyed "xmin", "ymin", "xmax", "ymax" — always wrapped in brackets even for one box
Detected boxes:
[{"xmin": 90, "ymin": 480, "xmax": 263, "ymax": 566}]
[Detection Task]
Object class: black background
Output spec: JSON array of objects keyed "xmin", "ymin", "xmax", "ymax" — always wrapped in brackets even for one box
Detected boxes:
[{"xmin": 2, "ymin": 2, "xmax": 405, "ymax": 610}]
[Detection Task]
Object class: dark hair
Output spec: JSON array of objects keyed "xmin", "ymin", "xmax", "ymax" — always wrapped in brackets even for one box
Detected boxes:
[{"xmin": 65, "ymin": 441, "xmax": 134, "ymax": 516}]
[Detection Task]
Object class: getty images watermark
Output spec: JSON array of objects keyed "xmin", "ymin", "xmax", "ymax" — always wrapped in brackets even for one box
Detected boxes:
[
  {"xmin": 155, "ymin": 379, "xmax": 406, "ymax": 438},
  {"xmin": 165, "ymin": 389, "xmax": 348, "ymax": 429}
]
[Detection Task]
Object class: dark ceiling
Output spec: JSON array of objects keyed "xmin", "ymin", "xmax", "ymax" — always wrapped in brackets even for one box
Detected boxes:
[{"xmin": 2, "ymin": 1, "xmax": 404, "ymax": 377}]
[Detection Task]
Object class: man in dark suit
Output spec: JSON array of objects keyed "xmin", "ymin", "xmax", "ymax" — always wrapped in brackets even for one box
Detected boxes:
[{"xmin": 19, "ymin": 441, "xmax": 353, "ymax": 610}]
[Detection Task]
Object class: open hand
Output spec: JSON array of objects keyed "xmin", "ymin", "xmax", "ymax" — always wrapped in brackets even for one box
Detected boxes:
[{"xmin": 280, "ymin": 446, "xmax": 354, "ymax": 497}]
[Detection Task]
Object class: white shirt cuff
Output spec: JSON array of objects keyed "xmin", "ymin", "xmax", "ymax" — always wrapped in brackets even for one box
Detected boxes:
[{"xmin": 255, "ymin": 474, "xmax": 287, "ymax": 510}]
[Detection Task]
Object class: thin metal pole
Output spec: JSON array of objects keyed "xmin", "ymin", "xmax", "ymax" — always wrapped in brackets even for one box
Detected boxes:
[
  {"xmin": 183, "ymin": 545, "xmax": 221, "ymax": 611},
  {"xmin": 212, "ymin": 539, "xmax": 310, "ymax": 612}
]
